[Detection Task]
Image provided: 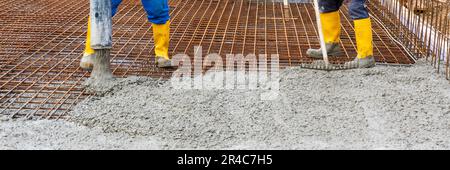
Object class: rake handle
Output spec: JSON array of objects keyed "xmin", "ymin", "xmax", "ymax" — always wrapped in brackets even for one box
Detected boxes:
[{"xmin": 312, "ymin": 0, "xmax": 330, "ymax": 65}]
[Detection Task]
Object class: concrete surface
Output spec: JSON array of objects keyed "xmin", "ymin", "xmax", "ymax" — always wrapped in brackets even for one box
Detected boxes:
[
  {"xmin": 0, "ymin": 120, "xmax": 161, "ymax": 150},
  {"xmin": 1, "ymin": 60, "xmax": 450, "ymax": 150}
]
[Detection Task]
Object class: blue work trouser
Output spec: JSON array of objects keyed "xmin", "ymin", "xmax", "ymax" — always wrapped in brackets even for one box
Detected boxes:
[
  {"xmin": 319, "ymin": 0, "xmax": 369, "ymax": 20},
  {"xmin": 111, "ymin": 0, "xmax": 170, "ymax": 24}
]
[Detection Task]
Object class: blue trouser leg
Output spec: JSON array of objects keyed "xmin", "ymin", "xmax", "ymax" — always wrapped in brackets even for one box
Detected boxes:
[
  {"xmin": 141, "ymin": 0, "xmax": 170, "ymax": 24},
  {"xmin": 348, "ymin": 0, "xmax": 369, "ymax": 20},
  {"xmin": 318, "ymin": 0, "xmax": 344, "ymax": 13},
  {"xmin": 110, "ymin": 0, "xmax": 170, "ymax": 24},
  {"xmin": 111, "ymin": 0, "xmax": 122, "ymax": 17},
  {"xmin": 318, "ymin": 0, "xmax": 369, "ymax": 20}
]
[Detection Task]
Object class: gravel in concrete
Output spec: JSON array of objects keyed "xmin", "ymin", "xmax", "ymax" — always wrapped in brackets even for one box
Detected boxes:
[
  {"xmin": 0, "ymin": 120, "xmax": 161, "ymax": 150},
  {"xmin": 1, "ymin": 60, "xmax": 449, "ymax": 150}
]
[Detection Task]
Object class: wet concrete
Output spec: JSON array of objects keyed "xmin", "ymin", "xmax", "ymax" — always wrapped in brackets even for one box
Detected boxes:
[{"xmin": 1, "ymin": 60, "xmax": 450, "ymax": 150}]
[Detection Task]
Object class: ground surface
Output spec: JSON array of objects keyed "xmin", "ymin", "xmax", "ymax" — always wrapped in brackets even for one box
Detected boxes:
[{"xmin": 1, "ymin": 60, "xmax": 450, "ymax": 150}]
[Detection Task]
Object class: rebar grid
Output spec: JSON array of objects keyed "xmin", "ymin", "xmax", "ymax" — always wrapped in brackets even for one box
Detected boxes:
[
  {"xmin": 0, "ymin": 0, "xmax": 414, "ymax": 119},
  {"xmin": 368, "ymin": 0, "xmax": 450, "ymax": 79}
]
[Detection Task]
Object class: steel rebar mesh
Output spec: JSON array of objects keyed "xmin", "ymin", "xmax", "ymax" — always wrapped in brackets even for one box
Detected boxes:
[
  {"xmin": 368, "ymin": 0, "xmax": 450, "ymax": 79},
  {"xmin": 0, "ymin": 0, "xmax": 415, "ymax": 119}
]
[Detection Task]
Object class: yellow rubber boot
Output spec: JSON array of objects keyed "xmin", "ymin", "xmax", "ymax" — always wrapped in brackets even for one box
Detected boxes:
[
  {"xmin": 307, "ymin": 11, "xmax": 342, "ymax": 58},
  {"xmin": 343, "ymin": 18, "xmax": 375, "ymax": 68},
  {"xmin": 321, "ymin": 11, "xmax": 341, "ymax": 44},
  {"xmin": 80, "ymin": 16, "xmax": 95, "ymax": 70},
  {"xmin": 153, "ymin": 21, "xmax": 174, "ymax": 68},
  {"xmin": 354, "ymin": 18, "xmax": 374, "ymax": 59}
]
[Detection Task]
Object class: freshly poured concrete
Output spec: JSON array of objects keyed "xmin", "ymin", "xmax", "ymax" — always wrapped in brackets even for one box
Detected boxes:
[
  {"xmin": 1, "ymin": 60, "xmax": 450, "ymax": 150},
  {"xmin": 0, "ymin": 120, "xmax": 161, "ymax": 150}
]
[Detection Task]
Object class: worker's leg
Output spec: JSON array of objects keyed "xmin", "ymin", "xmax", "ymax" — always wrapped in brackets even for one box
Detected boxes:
[
  {"xmin": 141, "ymin": 0, "xmax": 173, "ymax": 68},
  {"xmin": 142, "ymin": 0, "xmax": 170, "ymax": 24},
  {"xmin": 349, "ymin": 0, "xmax": 372, "ymax": 59},
  {"xmin": 307, "ymin": 0, "xmax": 344, "ymax": 59},
  {"xmin": 111, "ymin": 0, "xmax": 122, "ymax": 16},
  {"xmin": 81, "ymin": 0, "xmax": 122, "ymax": 70},
  {"xmin": 81, "ymin": 16, "xmax": 95, "ymax": 70},
  {"xmin": 344, "ymin": 0, "xmax": 375, "ymax": 68}
]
